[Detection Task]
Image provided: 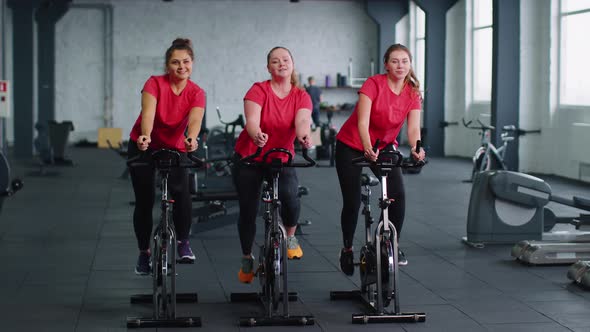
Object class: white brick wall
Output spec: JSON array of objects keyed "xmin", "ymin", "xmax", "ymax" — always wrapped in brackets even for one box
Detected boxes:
[{"xmin": 55, "ymin": 0, "xmax": 378, "ymax": 142}]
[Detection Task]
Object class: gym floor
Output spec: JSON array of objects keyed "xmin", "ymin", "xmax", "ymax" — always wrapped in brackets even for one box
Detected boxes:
[{"xmin": 1, "ymin": 130, "xmax": 590, "ymax": 331}]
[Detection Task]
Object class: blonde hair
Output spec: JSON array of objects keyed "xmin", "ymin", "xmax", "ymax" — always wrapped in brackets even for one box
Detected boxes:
[
  {"xmin": 383, "ymin": 43, "xmax": 421, "ymax": 98},
  {"xmin": 267, "ymin": 46, "xmax": 302, "ymax": 89}
]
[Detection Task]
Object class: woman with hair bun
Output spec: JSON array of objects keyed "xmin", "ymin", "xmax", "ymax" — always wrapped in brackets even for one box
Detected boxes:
[{"xmin": 128, "ymin": 38, "xmax": 205, "ymax": 275}]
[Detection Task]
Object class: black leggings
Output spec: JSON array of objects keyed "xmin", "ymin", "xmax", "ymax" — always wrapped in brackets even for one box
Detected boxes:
[
  {"xmin": 335, "ymin": 140, "xmax": 405, "ymax": 249},
  {"xmin": 128, "ymin": 142, "xmax": 192, "ymax": 251},
  {"xmin": 232, "ymin": 155, "xmax": 301, "ymax": 256}
]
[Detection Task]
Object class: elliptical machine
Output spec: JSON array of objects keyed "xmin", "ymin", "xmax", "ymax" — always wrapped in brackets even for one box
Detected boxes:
[{"xmin": 330, "ymin": 140, "xmax": 426, "ymax": 324}]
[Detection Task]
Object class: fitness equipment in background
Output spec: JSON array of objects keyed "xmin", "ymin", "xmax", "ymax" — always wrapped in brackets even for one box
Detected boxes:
[
  {"xmin": 31, "ymin": 120, "xmax": 75, "ymax": 176},
  {"xmin": 0, "ymin": 151, "xmax": 23, "ymax": 214},
  {"xmin": 461, "ymin": 117, "xmax": 540, "ymax": 182},
  {"xmin": 204, "ymin": 107, "xmax": 243, "ymax": 160},
  {"xmin": 314, "ymin": 121, "xmax": 337, "ymax": 167},
  {"xmin": 567, "ymin": 260, "xmax": 590, "ymax": 289},
  {"xmin": 462, "ymin": 169, "xmax": 590, "ymax": 264},
  {"xmin": 462, "ymin": 118, "xmax": 517, "ymax": 182}
]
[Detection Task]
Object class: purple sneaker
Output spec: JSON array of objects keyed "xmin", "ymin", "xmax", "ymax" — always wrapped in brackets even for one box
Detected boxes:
[{"xmin": 177, "ymin": 240, "xmax": 195, "ymax": 264}]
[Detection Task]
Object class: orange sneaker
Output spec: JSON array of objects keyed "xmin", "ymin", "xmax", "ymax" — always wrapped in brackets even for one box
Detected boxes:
[
  {"xmin": 238, "ymin": 255, "xmax": 255, "ymax": 283},
  {"xmin": 287, "ymin": 236, "xmax": 303, "ymax": 259}
]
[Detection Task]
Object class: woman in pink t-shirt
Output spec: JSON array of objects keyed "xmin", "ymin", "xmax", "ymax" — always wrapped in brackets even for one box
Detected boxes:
[
  {"xmin": 335, "ymin": 44, "xmax": 426, "ymax": 274},
  {"xmin": 232, "ymin": 46, "xmax": 313, "ymax": 283},
  {"xmin": 128, "ymin": 38, "xmax": 206, "ymax": 275}
]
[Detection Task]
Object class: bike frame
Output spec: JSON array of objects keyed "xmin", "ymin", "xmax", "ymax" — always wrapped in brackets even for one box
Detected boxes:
[
  {"xmin": 330, "ymin": 143, "xmax": 426, "ymax": 324},
  {"xmin": 230, "ymin": 147, "xmax": 316, "ymax": 327},
  {"xmin": 464, "ymin": 118, "xmax": 515, "ymax": 179},
  {"xmin": 262, "ymin": 162, "xmax": 290, "ymax": 316},
  {"xmin": 126, "ymin": 149, "xmax": 203, "ymax": 328}
]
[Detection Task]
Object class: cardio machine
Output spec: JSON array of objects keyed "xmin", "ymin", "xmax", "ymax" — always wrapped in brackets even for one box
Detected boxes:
[
  {"xmin": 330, "ymin": 141, "xmax": 426, "ymax": 324},
  {"xmin": 230, "ymin": 147, "xmax": 316, "ymax": 327},
  {"xmin": 463, "ymin": 169, "xmax": 590, "ymax": 265},
  {"xmin": 126, "ymin": 147, "xmax": 204, "ymax": 328},
  {"xmin": 0, "ymin": 151, "xmax": 24, "ymax": 213},
  {"xmin": 462, "ymin": 117, "xmax": 517, "ymax": 182}
]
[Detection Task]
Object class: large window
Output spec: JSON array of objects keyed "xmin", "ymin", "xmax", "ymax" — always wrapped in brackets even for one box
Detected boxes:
[
  {"xmin": 559, "ymin": 0, "xmax": 590, "ymax": 105},
  {"xmin": 472, "ymin": 0, "xmax": 493, "ymax": 102},
  {"xmin": 411, "ymin": 3, "xmax": 425, "ymax": 94}
]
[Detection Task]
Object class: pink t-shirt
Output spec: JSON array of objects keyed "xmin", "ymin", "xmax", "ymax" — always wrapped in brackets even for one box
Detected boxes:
[
  {"xmin": 130, "ymin": 75, "xmax": 206, "ymax": 152},
  {"xmin": 234, "ymin": 80, "xmax": 312, "ymax": 162},
  {"xmin": 336, "ymin": 74, "xmax": 421, "ymax": 151}
]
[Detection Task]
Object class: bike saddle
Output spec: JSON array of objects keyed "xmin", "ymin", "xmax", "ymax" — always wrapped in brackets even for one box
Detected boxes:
[{"xmin": 361, "ymin": 173, "xmax": 379, "ymax": 186}]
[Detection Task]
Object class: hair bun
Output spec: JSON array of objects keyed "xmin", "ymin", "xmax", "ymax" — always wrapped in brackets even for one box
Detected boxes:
[{"xmin": 172, "ymin": 38, "xmax": 192, "ymax": 48}]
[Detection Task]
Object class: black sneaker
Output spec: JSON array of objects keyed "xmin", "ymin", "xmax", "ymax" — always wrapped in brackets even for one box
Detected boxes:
[
  {"xmin": 398, "ymin": 249, "xmax": 408, "ymax": 266},
  {"xmin": 339, "ymin": 248, "xmax": 354, "ymax": 276},
  {"xmin": 135, "ymin": 251, "xmax": 151, "ymax": 275}
]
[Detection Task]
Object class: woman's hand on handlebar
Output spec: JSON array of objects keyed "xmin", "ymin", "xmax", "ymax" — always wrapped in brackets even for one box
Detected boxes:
[
  {"xmin": 252, "ymin": 131, "xmax": 268, "ymax": 147},
  {"xmin": 411, "ymin": 146, "xmax": 426, "ymax": 161},
  {"xmin": 184, "ymin": 137, "xmax": 198, "ymax": 152},
  {"xmin": 137, "ymin": 135, "xmax": 151, "ymax": 151},
  {"xmin": 363, "ymin": 146, "xmax": 378, "ymax": 162},
  {"xmin": 297, "ymin": 134, "xmax": 313, "ymax": 149}
]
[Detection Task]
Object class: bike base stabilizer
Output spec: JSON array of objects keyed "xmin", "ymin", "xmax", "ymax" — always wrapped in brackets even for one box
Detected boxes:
[
  {"xmin": 352, "ymin": 312, "xmax": 426, "ymax": 324},
  {"xmin": 126, "ymin": 316, "xmax": 201, "ymax": 328},
  {"xmin": 129, "ymin": 292, "xmax": 198, "ymax": 304},
  {"xmin": 238, "ymin": 315, "xmax": 314, "ymax": 327},
  {"xmin": 230, "ymin": 291, "xmax": 298, "ymax": 302}
]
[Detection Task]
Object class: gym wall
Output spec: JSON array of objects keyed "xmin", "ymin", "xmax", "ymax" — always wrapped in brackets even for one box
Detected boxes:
[{"xmin": 53, "ymin": 0, "xmax": 378, "ymax": 142}]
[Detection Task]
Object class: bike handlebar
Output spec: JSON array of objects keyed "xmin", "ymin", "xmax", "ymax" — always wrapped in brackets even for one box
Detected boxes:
[
  {"xmin": 351, "ymin": 140, "xmax": 427, "ymax": 169},
  {"xmin": 462, "ymin": 117, "xmax": 495, "ymax": 131},
  {"xmin": 462, "ymin": 117, "xmax": 534, "ymax": 135},
  {"xmin": 240, "ymin": 147, "xmax": 316, "ymax": 168},
  {"xmin": 127, "ymin": 138, "xmax": 204, "ymax": 169}
]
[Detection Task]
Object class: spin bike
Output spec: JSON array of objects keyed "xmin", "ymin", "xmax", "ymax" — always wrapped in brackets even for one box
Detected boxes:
[
  {"xmin": 462, "ymin": 117, "xmax": 517, "ymax": 182},
  {"xmin": 230, "ymin": 147, "xmax": 316, "ymax": 327},
  {"xmin": 330, "ymin": 140, "xmax": 427, "ymax": 324},
  {"xmin": 126, "ymin": 144, "xmax": 203, "ymax": 328}
]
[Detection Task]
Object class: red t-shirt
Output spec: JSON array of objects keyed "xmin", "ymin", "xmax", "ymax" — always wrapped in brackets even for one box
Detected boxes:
[
  {"xmin": 130, "ymin": 75, "xmax": 206, "ymax": 152},
  {"xmin": 336, "ymin": 74, "xmax": 421, "ymax": 151},
  {"xmin": 234, "ymin": 80, "xmax": 312, "ymax": 162}
]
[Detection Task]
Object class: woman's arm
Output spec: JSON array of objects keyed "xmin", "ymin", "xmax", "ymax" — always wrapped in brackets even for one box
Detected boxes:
[
  {"xmin": 184, "ymin": 106, "xmax": 205, "ymax": 152},
  {"xmin": 137, "ymin": 91, "xmax": 157, "ymax": 150},
  {"xmin": 406, "ymin": 109, "xmax": 425, "ymax": 160},
  {"xmin": 244, "ymin": 100, "xmax": 268, "ymax": 147},
  {"xmin": 295, "ymin": 108, "xmax": 312, "ymax": 148},
  {"xmin": 356, "ymin": 93, "xmax": 377, "ymax": 160}
]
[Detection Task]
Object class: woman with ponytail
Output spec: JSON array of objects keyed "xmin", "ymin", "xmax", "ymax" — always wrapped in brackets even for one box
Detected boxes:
[
  {"xmin": 128, "ymin": 38, "xmax": 205, "ymax": 275},
  {"xmin": 335, "ymin": 44, "xmax": 426, "ymax": 274},
  {"xmin": 232, "ymin": 46, "xmax": 313, "ymax": 283}
]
